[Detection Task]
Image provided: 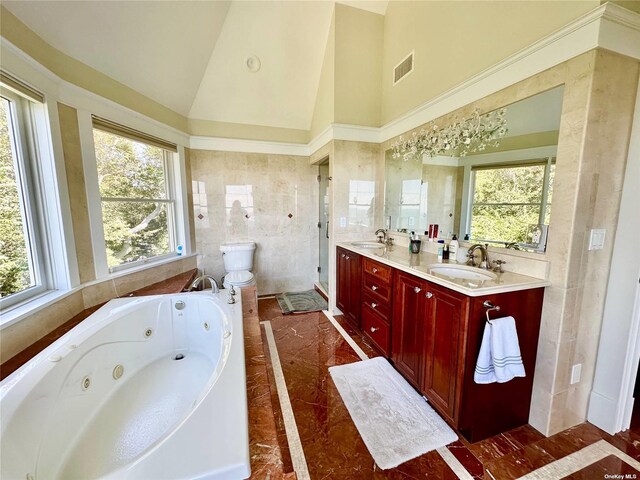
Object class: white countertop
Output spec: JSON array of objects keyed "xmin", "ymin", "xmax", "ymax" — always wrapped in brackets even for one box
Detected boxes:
[{"xmin": 337, "ymin": 242, "xmax": 550, "ymax": 297}]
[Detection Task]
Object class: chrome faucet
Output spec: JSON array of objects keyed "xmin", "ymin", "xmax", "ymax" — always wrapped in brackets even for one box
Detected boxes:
[
  {"xmin": 466, "ymin": 244, "xmax": 490, "ymax": 269},
  {"xmin": 188, "ymin": 274, "xmax": 220, "ymax": 294},
  {"xmin": 375, "ymin": 228, "xmax": 394, "ymax": 246}
]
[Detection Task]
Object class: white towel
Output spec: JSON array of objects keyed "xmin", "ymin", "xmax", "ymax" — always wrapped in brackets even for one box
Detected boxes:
[{"xmin": 474, "ymin": 316, "xmax": 526, "ymax": 384}]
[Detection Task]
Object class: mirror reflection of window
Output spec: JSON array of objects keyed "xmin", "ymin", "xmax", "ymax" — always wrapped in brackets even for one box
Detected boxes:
[
  {"xmin": 399, "ymin": 179, "xmax": 422, "ymax": 228},
  {"xmin": 383, "ymin": 85, "xmax": 563, "ymax": 253},
  {"xmin": 348, "ymin": 180, "xmax": 375, "ymax": 227},
  {"xmin": 469, "ymin": 159, "xmax": 554, "ymax": 247}
]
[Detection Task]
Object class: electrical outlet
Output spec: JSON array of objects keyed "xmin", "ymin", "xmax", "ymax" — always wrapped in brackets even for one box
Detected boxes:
[
  {"xmin": 570, "ymin": 363, "xmax": 582, "ymax": 385},
  {"xmin": 339, "ymin": 217, "xmax": 347, "ymax": 228}
]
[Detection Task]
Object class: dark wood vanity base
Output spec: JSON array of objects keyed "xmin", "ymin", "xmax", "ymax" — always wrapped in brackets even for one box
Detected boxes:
[{"xmin": 336, "ymin": 246, "xmax": 545, "ymax": 443}]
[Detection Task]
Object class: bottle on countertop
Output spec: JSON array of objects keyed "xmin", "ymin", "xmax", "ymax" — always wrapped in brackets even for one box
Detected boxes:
[
  {"xmin": 449, "ymin": 234, "xmax": 459, "ymax": 261},
  {"xmin": 437, "ymin": 239, "xmax": 445, "ymax": 262}
]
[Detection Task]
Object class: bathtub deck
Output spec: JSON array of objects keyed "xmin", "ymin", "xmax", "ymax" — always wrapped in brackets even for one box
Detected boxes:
[{"xmin": 0, "ymin": 269, "xmax": 198, "ymax": 381}]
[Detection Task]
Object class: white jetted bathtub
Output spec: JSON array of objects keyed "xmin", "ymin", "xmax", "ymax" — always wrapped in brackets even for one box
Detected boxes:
[{"xmin": 0, "ymin": 291, "xmax": 250, "ymax": 480}]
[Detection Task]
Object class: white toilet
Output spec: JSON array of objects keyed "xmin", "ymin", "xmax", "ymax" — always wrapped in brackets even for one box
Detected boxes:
[{"xmin": 220, "ymin": 241, "xmax": 257, "ymax": 290}]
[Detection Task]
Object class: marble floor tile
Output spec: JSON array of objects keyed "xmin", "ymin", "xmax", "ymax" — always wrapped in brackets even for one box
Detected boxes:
[{"xmin": 255, "ymin": 298, "xmax": 640, "ymax": 480}]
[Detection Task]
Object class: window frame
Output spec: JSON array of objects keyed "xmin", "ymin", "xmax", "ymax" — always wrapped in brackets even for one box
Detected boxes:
[
  {"xmin": 466, "ymin": 156, "xmax": 555, "ymax": 246},
  {"xmin": 0, "ymin": 88, "xmax": 52, "ymax": 310},
  {"xmin": 92, "ymin": 129, "xmax": 179, "ymax": 273}
]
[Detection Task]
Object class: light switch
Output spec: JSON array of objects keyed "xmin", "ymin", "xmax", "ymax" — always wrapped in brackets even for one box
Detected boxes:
[
  {"xmin": 588, "ymin": 229, "xmax": 606, "ymax": 250},
  {"xmin": 571, "ymin": 364, "xmax": 582, "ymax": 384}
]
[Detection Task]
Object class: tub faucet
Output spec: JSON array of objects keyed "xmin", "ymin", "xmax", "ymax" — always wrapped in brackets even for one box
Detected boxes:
[
  {"xmin": 466, "ymin": 244, "xmax": 490, "ymax": 269},
  {"xmin": 188, "ymin": 274, "xmax": 220, "ymax": 294}
]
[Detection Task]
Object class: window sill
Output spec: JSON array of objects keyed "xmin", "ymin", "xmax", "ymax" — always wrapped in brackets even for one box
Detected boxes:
[
  {"xmin": 0, "ymin": 254, "xmax": 197, "ymax": 330},
  {"xmin": 0, "ymin": 288, "xmax": 81, "ymax": 330},
  {"xmin": 100, "ymin": 253, "xmax": 197, "ymax": 282}
]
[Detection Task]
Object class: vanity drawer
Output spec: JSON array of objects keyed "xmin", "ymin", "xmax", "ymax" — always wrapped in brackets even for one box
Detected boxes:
[
  {"xmin": 362, "ymin": 305, "xmax": 391, "ymax": 356},
  {"xmin": 363, "ymin": 273, "xmax": 391, "ymax": 302},
  {"xmin": 363, "ymin": 258, "xmax": 392, "ymax": 284},
  {"xmin": 362, "ymin": 292, "xmax": 390, "ymax": 322}
]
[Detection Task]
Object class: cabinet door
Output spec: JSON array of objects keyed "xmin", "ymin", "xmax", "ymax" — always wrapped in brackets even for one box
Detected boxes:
[
  {"xmin": 422, "ymin": 284, "xmax": 466, "ymax": 422},
  {"xmin": 392, "ymin": 271, "xmax": 428, "ymax": 387},
  {"xmin": 336, "ymin": 248, "xmax": 349, "ymax": 315},
  {"xmin": 335, "ymin": 248, "xmax": 361, "ymax": 327},
  {"xmin": 346, "ymin": 252, "xmax": 361, "ymax": 326}
]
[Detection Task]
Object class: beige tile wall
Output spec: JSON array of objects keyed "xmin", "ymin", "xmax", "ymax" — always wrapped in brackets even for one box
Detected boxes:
[
  {"xmin": 381, "ymin": 48, "xmax": 640, "ymax": 435},
  {"xmin": 57, "ymin": 103, "xmax": 95, "ymax": 284},
  {"xmin": 190, "ymin": 150, "xmax": 318, "ymax": 295},
  {"xmin": 547, "ymin": 51, "xmax": 640, "ymax": 434},
  {"xmin": 1, "ymin": 256, "xmax": 197, "ymax": 363},
  {"xmin": 325, "ymin": 140, "xmax": 384, "ymax": 311},
  {"xmin": 184, "ymin": 147, "xmax": 197, "ymax": 251}
]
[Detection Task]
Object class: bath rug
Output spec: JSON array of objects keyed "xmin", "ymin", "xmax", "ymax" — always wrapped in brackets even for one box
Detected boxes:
[
  {"xmin": 329, "ymin": 357, "xmax": 457, "ymax": 469},
  {"xmin": 276, "ymin": 289, "xmax": 328, "ymax": 314}
]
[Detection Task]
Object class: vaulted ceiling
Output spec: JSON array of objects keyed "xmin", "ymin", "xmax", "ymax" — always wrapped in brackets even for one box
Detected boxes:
[{"xmin": 3, "ymin": 0, "xmax": 388, "ymax": 131}]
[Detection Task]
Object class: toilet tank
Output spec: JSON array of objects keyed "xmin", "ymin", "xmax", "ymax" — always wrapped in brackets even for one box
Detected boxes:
[{"xmin": 220, "ymin": 242, "xmax": 256, "ymax": 271}]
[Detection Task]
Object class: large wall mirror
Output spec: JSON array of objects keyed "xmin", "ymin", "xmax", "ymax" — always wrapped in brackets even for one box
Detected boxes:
[{"xmin": 384, "ymin": 86, "xmax": 564, "ymax": 252}]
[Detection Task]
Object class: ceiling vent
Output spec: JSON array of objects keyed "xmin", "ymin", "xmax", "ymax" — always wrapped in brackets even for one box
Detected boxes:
[{"xmin": 393, "ymin": 51, "xmax": 414, "ymax": 86}]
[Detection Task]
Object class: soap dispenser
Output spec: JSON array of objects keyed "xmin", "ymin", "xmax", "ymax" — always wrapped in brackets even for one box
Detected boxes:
[{"xmin": 449, "ymin": 234, "xmax": 459, "ymax": 261}]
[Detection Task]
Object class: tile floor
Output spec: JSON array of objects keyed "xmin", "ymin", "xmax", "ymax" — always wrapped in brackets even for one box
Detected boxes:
[{"xmin": 256, "ymin": 298, "xmax": 640, "ymax": 479}]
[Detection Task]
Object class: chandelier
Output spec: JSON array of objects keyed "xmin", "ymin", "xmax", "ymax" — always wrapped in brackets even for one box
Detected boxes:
[{"xmin": 391, "ymin": 108, "xmax": 508, "ymax": 161}]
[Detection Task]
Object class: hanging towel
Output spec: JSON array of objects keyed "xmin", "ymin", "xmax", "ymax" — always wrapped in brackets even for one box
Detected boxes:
[{"xmin": 474, "ymin": 316, "xmax": 526, "ymax": 384}]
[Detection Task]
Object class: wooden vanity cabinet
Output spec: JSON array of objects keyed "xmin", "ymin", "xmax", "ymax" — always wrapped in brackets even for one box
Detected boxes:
[
  {"xmin": 392, "ymin": 272, "xmax": 428, "ymax": 388},
  {"xmin": 457, "ymin": 289, "xmax": 545, "ymax": 442},
  {"xmin": 361, "ymin": 258, "xmax": 393, "ymax": 355},
  {"xmin": 336, "ymin": 246, "xmax": 545, "ymax": 442},
  {"xmin": 390, "ymin": 269, "xmax": 544, "ymax": 441},
  {"xmin": 336, "ymin": 247, "xmax": 361, "ymax": 328},
  {"xmin": 392, "ymin": 273, "xmax": 468, "ymax": 421},
  {"xmin": 421, "ymin": 282, "xmax": 468, "ymax": 424}
]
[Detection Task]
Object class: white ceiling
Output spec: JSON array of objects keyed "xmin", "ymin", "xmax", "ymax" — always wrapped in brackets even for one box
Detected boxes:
[
  {"xmin": 3, "ymin": 0, "xmax": 232, "ymax": 116},
  {"xmin": 188, "ymin": 1, "xmax": 334, "ymax": 130},
  {"xmin": 2, "ymin": 0, "xmax": 382, "ymax": 131}
]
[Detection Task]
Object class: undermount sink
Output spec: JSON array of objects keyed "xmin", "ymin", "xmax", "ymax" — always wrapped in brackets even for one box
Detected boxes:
[
  {"xmin": 350, "ymin": 241, "xmax": 385, "ymax": 249},
  {"xmin": 427, "ymin": 263, "xmax": 497, "ymax": 281}
]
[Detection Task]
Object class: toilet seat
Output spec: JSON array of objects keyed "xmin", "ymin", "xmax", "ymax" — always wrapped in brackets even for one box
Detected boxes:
[
  {"xmin": 225, "ymin": 271, "xmax": 254, "ymax": 284},
  {"xmin": 223, "ymin": 270, "xmax": 257, "ymax": 289}
]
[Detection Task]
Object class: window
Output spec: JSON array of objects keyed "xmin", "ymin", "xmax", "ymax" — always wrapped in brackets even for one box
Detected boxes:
[
  {"xmin": 0, "ymin": 90, "xmax": 48, "ymax": 307},
  {"xmin": 468, "ymin": 159, "xmax": 555, "ymax": 246},
  {"xmin": 399, "ymin": 179, "xmax": 423, "ymax": 228},
  {"xmin": 93, "ymin": 127, "xmax": 177, "ymax": 271},
  {"xmin": 348, "ymin": 180, "xmax": 375, "ymax": 227}
]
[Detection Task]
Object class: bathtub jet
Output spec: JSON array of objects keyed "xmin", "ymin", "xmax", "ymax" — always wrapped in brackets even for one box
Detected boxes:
[{"xmin": 0, "ymin": 291, "xmax": 250, "ymax": 480}]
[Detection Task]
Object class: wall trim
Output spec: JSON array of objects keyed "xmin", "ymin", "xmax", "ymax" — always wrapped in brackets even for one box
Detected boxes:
[{"xmin": 189, "ymin": 135, "xmax": 309, "ymax": 156}]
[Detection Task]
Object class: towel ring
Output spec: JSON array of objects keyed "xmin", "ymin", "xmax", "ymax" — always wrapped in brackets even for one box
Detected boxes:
[{"xmin": 483, "ymin": 300, "xmax": 501, "ymax": 324}]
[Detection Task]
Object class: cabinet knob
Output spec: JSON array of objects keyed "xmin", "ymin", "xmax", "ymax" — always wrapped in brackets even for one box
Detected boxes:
[
  {"xmin": 370, "ymin": 326, "xmax": 379, "ymax": 333},
  {"xmin": 371, "ymin": 302, "xmax": 377, "ymax": 309},
  {"xmin": 426, "ymin": 292, "xmax": 433, "ymax": 298},
  {"xmin": 341, "ymin": 254, "xmax": 345, "ymax": 258},
  {"xmin": 371, "ymin": 285, "xmax": 378, "ymax": 291},
  {"xmin": 414, "ymin": 287, "xmax": 421, "ymax": 293},
  {"xmin": 372, "ymin": 267, "xmax": 378, "ymax": 273},
  {"xmin": 345, "ymin": 255, "xmax": 350, "ymax": 260}
]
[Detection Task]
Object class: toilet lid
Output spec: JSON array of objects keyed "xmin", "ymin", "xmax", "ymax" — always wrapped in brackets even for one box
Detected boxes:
[{"xmin": 225, "ymin": 271, "xmax": 254, "ymax": 283}]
